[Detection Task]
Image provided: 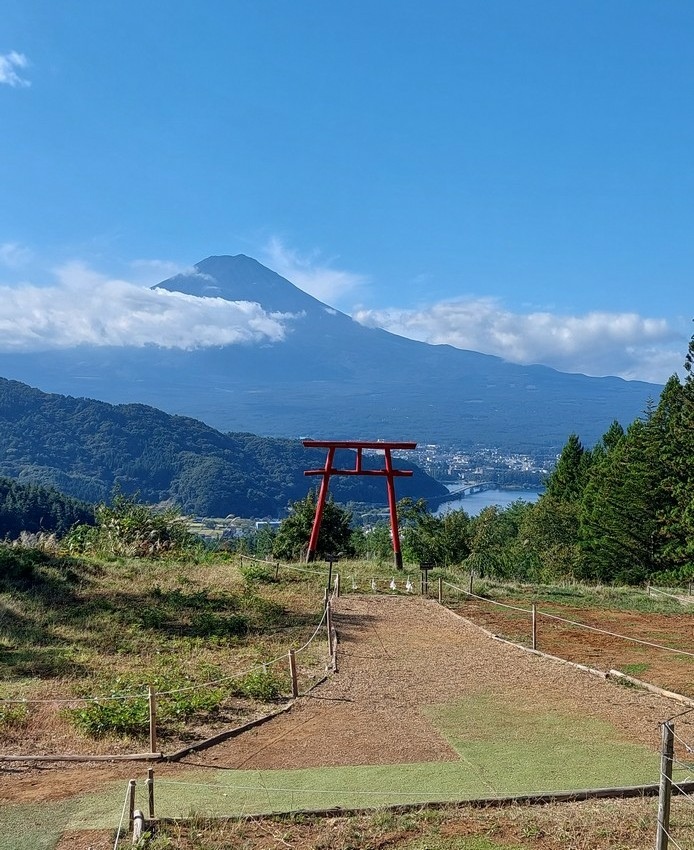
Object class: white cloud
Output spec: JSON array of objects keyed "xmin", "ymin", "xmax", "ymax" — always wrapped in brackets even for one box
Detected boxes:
[
  {"xmin": 0, "ymin": 242, "xmax": 33, "ymax": 268},
  {"xmin": 262, "ymin": 237, "xmax": 366, "ymax": 306},
  {"xmin": 0, "ymin": 262, "xmax": 295, "ymax": 352},
  {"xmin": 0, "ymin": 52, "xmax": 30, "ymax": 87},
  {"xmin": 353, "ymin": 298, "xmax": 686, "ymax": 383}
]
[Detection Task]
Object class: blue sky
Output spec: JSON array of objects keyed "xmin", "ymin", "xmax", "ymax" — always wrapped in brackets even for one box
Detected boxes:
[{"xmin": 1, "ymin": 1, "xmax": 692, "ymax": 383}]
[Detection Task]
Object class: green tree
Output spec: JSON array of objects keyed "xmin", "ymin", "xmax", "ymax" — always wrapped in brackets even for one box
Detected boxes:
[
  {"xmin": 399, "ymin": 499, "xmax": 471, "ymax": 567},
  {"xmin": 272, "ymin": 491, "xmax": 355, "ymax": 561},
  {"xmin": 352, "ymin": 523, "xmax": 394, "ymax": 563},
  {"xmin": 518, "ymin": 496, "xmax": 579, "ymax": 581},
  {"xmin": 578, "ymin": 417, "xmax": 661, "ymax": 584},
  {"xmin": 545, "ymin": 434, "xmax": 591, "ymax": 502},
  {"xmin": 652, "ymin": 342, "xmax": 694, "ymax": 579}
]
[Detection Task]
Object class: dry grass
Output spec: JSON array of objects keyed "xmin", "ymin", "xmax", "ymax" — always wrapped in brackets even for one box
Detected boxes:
[
  {"xmin": 0, "ymin": 552, "xmax": 329, "ymax": 755},
  {"xmin": 98, "ymin": 796, "xmax": 694, "ymax": 850}
]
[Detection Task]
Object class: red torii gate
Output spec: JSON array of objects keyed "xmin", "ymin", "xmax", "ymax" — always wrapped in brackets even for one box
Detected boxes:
[{"xmin": 303, "ymin": 440, "xmax": 416, "ymax": 569}]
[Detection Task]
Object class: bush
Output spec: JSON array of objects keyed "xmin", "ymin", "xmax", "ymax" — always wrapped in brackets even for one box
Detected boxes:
[
  {"xmin": 64, "ymin": 492, "xmax": 199, "ymax": 558},
  {"xmin": 240, "ymin": 563, "xmax": 277, "ymax": 584},
  {"xmin": 64, "ymin": 670, "xmax": 226, "ymax": 739},
  {"xmin": 68, "ymin": 696, "xmax": 149, "ymax": 738},
  {"xmin": 0, "ymin": 703, "xmax": 29, "ymax": 732},
  {"xmin": 229, "ymin": 668, "xmax": 285, "ymax": 701}
]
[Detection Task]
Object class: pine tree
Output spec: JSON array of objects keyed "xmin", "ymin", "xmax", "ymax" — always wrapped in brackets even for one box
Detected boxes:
[
  {"xmin": 578, "ymin": 417, "xmax": 661, "ymax": 584},
  {"xmin": 545, "ymin": 434, "xmax": 590, "ymax": 502},
  {"xmin": 654, "ymin": 337, "xmax": 694, "ymax": 578}
]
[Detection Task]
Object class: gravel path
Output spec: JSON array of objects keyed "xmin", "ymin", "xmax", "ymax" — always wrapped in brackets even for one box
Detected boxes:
[{"xmin": 186, "ymin": 594, "xmax": 689, "ymax": 770}]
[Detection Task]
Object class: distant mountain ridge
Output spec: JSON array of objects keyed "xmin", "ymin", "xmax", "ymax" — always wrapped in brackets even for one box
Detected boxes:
[
  {"xmin": 0, "ymin": 255, "xmax": 661, "ymax": 450},
  {"xmin": 0, "ymin": 377, "xmax": 446, "ymax": 516}
]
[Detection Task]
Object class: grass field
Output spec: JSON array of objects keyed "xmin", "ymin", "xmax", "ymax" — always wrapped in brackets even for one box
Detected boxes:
[{"xmin": 1, "ymin": 551, "xmax": 693, "ymax": 849}]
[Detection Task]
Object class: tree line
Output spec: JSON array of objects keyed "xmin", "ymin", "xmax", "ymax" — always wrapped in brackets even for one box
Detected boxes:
[{"xmin": 251, "ymin": 333, "xmax": 693, "ymax": 586}]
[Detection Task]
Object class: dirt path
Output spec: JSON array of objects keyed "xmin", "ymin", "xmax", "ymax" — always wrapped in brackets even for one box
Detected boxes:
[
  {"xmin": 2, "ymin": 595, "xmax": 691, "ymax": 806},
  {"xmin": 180, "ymin": 594, "xmax": 690, "ymax": 771}
]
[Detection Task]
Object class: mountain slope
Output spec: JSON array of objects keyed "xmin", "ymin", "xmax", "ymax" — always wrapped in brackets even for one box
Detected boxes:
[
  {"xmin": 0, "ymin": 378, "xmax": 446, "ymax": 516},
  {"xmin": 0, "ymin": 255, "xmax": 661, "ymax": 450}
]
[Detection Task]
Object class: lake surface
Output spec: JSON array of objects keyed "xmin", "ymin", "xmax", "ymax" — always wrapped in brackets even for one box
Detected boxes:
[{"xmin": 434, "ymin": 488, "xmax": 542, "ymax": 517}]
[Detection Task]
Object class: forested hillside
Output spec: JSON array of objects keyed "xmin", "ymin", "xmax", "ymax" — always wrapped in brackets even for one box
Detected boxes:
[
  {"xmin": 0, "ymin": 378, "xmax": 446, "ymax": 518},
  {"xmin": 0, "ymin": 476, "xmax": 93, "ymax": 538}
]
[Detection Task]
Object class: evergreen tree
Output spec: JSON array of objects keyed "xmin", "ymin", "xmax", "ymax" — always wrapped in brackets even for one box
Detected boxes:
[
  {"xmin": 578, "ymin": 417, "xmax": 661, "ymax": 584},
  {"xmin": 654, "ymin": 338, "xmax": 694, "ymax": 578},
  {"xmin": 545, "ymin": 434, "xmax": 590, "ymax": 502}
]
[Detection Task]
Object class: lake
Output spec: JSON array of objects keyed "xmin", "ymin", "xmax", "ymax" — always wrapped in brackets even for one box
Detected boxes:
[{"xmin": 434, "ymin": 488, "xmax": 543, "ymax": 517}]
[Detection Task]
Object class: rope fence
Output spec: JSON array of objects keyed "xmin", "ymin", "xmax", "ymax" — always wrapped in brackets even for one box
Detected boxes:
[
  {"xmin": 655, "ymin": 718, "xmax": 694, "ymax": 850},
  {"xmin": 112, "ymin": 761, "xmax": 694, "ymax": 847},
  {"xmin": 441, "ymin": 578, "xmax": 694, "ymax": 660},
  {"xmin": 0, "ymin": 591, "xmax": 334, "ymax": 763}
]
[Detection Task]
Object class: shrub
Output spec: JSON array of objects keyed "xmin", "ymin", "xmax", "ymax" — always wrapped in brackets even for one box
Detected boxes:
[
  {"xmin": 68, "ymin": 696, "xmax": 149, "ymax": 738},
  {"xmin": 229, "ymin": 668, "xmax": 285, "ymax": 701},
  {"xmin": 240, "ymin": 563, "xmax": 277, "ymax": 584},
  {"xmin": 0, "ymin": 703, "xmax": 29, "ymax": 732},
  {"xmin": 64, "ymin": 670, "xmax": 226, "ymax": 739}
]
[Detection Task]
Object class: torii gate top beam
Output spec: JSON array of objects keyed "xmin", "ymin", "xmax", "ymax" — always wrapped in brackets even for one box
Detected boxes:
[{"xmin": 303, "ymin": 440, "xmax": 417, "ymax": 450}]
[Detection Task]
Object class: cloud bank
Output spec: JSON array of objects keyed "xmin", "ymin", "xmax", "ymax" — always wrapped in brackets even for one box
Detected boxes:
[
  {"xmin": 262, "ymin": 237, "xmax": 366, "ymax": 306},
  {"xmin": 0, "ymin": 262, "xmax": 292, "ymax": 352},
  {"xmin": 353, "ymin": 298, "xmax": 685, "ymax": 383},
  {"xmin": 0, "ymin": 52, "xmax": 30, "ymax": 87}
]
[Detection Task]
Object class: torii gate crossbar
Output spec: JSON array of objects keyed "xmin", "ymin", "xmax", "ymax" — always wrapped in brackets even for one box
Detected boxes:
[{"xmin": 303, "ymin": 440, "xmax": 417, "ymax": 570}]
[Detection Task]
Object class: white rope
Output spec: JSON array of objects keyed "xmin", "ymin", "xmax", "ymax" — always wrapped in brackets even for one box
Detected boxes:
[
  {"xmin": 113, "ymin": 781, "xmax": 132, "ymax": 850},
  {"xmin": 669, "ymin": 779, "xmax": 694, "ymax": 805},
  {"xmin": 648, "ymin": 587, "xmax": 693, "ymax": 603},
  {"xmin": 0, "ymin": 690, "xmax": 149, "ymax": 706},
  {"xmin": 442, "ymin": 580, "xmax": 532, "ymax": 614},
  {"xmin": 294, "ymin": 605, "xmax": 329, "ymax": 655},
  {"xmin": 673, "ymin": 728, "xmax": 693, "ymax": 753},
  {"xmin": 442, "ymin": 580, "xmax": 694, "ymax": 658},
  {"xmin": 281, "ymin": 563, "xmax": 329, "ymax": 577},
  {"xmin": 0, "ymin": 603, "xmax": 329, "ymax": 703},
  {"xmin": 538, "ymin": 611, "xmax": 694, "ymax": 658},
  {"xmin": 154, "ymin": 778, "xmax": 460, "ymax": 797},
  {"xmin": 240, "ymin": 554, "xmax": 327, "ymax": 578},
  {"xmin": 658, "ymin": 824, "xmax": 685, "ymax": 850}
]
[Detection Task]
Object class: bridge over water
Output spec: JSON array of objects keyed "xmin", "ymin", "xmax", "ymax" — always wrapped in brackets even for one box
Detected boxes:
[{"xmin": 440, "ymin": 481, "xmax": 496, "ymax": 497}]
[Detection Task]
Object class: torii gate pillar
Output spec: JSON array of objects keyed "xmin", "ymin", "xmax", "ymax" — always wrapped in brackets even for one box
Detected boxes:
[{"xmin": 303, "ymin": 440, "xmax": 417, "ymax": 570}]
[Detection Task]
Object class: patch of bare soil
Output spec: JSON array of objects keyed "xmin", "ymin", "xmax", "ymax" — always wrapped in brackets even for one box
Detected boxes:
[{"xmin": 453, "ymin": 599, "xmax": 694, "ymax": 698}]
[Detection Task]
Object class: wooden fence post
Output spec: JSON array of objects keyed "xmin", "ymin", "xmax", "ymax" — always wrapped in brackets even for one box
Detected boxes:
[
  {"xmin": 128, "ymin": 779, "xmax": 136, "ymax": 832},
  {"xmin": 532, "ymin": 602, "xmax": 537, "ymax": 651},
  {"xmin": 147, "ymin": 767, "xmax": 155, "ymax": 819},
  {"xmin": 438, "ymin": 576, "xmax": 443, "ymax": 604},
  {"xmin": 335, "ymin": 573, "xmax": 340, "ymax": 598},
  {"xmin": 148, "ymin": 685, "xmax": 158, "ymax": 755},
  {"xmin": 288, "ymin": 649, "xmax": 299, "ymax": 698},
  {"xmin": 275, "ymin": 561, "xmax": 280, "ymax": 580},
  {"xmin": 468, "ymin": 570, "xmax": 474, "ymax": 595},
  {"xmin": 326, "ymin": 601, "xmax": 333, "ymax": 657},
  {"xmin": 655, "ymin": 721, "xmax": 674, "ymax": 850}
]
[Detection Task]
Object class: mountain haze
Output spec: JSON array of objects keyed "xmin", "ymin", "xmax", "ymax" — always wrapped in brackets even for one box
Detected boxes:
[{"xmin": 0, "ymin": 255, "xmax": 660, "ymax": 450}]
